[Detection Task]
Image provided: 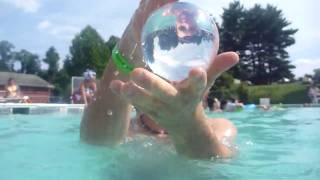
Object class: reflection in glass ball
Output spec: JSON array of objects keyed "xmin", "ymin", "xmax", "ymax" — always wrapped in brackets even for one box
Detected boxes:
[{"xmin": 141, "ymin": 2, "xmax": 219, "ymax": 82}]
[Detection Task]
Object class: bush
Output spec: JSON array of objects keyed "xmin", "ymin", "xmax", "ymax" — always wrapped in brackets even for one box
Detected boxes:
[
  {"xmin": 246, "ymin": 83, "xmax": 309, "ymax": 104},
  {"xmin": 208, "ymin": 72, "xmax": 250, "ymax": 106},
  {"xmin": 208, "ymin": 74, "xmax": 309, "ymax": 105}
]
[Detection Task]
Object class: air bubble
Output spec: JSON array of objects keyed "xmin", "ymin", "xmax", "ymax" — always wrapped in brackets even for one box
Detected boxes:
[
  {"xmin": 107, "ymin": 109, "xmax": 113, "ymax": 116},
  {"xmin": 113, "ymin": 71, "xmax": 119, "ymax": 76},
  {"xmin": 143, "ymin": 142, "xmax": 153, "ymax": 148},
  {"xmin": 245, "ymin": 140, "xmax": 254, "ymax": 145},
  {"xmin": 125, "ymin": 137, "xmax": 133, "ymax": 143}
]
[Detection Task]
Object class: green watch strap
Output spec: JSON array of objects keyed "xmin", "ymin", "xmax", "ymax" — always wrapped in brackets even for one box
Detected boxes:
[{"xmin": 112, "ymin": 46, "xmax": 134, "ymax": 74}]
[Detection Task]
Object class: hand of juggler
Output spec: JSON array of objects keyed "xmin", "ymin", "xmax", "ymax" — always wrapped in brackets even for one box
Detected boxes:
[
  {"xmin": 109, "ymin": 52, "xmax": 239, "ymax": 130},
  {"xmin": 109, "ymin": 51, "xmax": 239, "ymax": 158},
  {"xmin": 115, "ymin": 0, "xmax": 239, "ymax": 121},
  {"xmin": 81, "ymin": 0, "xmax": 240, "ymax": 158}
]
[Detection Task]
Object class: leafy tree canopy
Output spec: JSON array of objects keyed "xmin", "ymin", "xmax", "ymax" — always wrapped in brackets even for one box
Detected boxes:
[
  {"xmin": 220, "ymin": 1, "xmax": 297, "ymax": 84},
  {"xmin": 65, "ymin": 25, "xmax": 110, "ymax": 77},
  {"xmin": 0, "ymin": 40, "xmax": 15, "ymax": 71},
  {"xmin": 43, "ymin": 46, "xmax": 60, "ymax": 82},
  {"xmin": 15, "ymin": 49, "xmax": 41, "ymax": 74},
  {"xmin": 313, "ymin": 68, "xmax": 320, "ymax": 84}
]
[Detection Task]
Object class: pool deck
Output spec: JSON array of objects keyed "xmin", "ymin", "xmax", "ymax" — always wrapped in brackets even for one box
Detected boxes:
[
  {"xmin": 281, "ymin": 104, "xmax": 320, "ymax": 108},
  {"xmin": 0, "ymin": 103, "xmax": 319, "ymax": 115},
  {"xmin": 0, "ymin": 103, "xmax": 84, "ymax": 115}
]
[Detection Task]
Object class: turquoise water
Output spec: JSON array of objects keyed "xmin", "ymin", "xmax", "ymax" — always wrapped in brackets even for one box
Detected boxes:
[{"xmin": 0, "ymin": 108, "xmax": 319, "ymax": 180}]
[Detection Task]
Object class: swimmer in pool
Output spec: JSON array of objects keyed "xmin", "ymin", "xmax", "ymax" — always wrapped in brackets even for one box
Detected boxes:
[{"xmin": 80, "ymin": 0, "xmax": 239, "ymax": 159}]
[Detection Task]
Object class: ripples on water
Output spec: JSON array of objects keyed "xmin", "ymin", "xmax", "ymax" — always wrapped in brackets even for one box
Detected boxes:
[
  {"xmin": 0, "ymin": 108, "xmax": 319, "ymax": 180},
  {"xmin": 214, "ymin": 108, "xmax": 320, "ymax": 180}
]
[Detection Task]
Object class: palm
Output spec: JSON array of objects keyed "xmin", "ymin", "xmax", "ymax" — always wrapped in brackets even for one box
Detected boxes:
[{"xmin": 110, "ymin": 52, "xmax": 239, "ymax": 128}]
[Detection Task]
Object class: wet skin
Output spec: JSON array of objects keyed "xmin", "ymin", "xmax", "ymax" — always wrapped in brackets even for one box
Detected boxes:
[{"xmin": 80, "ymin": 0, "xmax": 239, "ymax": 159}]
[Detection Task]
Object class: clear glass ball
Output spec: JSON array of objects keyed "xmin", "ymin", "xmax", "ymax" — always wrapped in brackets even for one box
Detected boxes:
[{"xmin": 141, "ymin": 2, "xmax": 219, "ymax": 82}]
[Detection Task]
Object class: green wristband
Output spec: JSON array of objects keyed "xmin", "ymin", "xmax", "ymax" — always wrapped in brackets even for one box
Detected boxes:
[{"xmin": 112, "ymin": 46, "xmax": 134, "ymax": 74}]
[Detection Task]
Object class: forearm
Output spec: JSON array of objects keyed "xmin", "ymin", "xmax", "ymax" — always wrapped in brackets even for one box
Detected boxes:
[
  {"xmin": 81, "ymin": 88, "xmax": 88, "ymax": 105},
  {"xmin": 80, "ymin": 60, "xmax": 131, "ymax": 145},
  {"xmin": 80, "ymin": 0, "xmax": 178, "ymax": 145},
  {"xmin": 80, "ymin": 5, "xmax": 139, "ymax": 145}
]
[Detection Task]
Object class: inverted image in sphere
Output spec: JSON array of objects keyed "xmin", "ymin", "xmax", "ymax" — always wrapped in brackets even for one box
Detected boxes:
[{"xmin": 141, "ymin": 2, "xmax": 219, "ymax": 82}]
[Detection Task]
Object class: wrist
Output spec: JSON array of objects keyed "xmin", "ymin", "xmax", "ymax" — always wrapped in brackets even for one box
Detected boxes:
[
  {"xmin": 112, "ymin": 46, "xmax": 135, "ymax": 74},
  {"xmin": 117, "ymin": 22, "xmax": 144, "ymax": 69}
]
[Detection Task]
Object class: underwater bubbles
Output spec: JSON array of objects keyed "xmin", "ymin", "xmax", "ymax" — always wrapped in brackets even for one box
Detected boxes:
[
  {"xmin": 141, "ymin": 2, "xmax": 219, "ymax": 82},
  {"xmin": 107, "ymin": 110, "xmax": 113, "ymax": 116}
]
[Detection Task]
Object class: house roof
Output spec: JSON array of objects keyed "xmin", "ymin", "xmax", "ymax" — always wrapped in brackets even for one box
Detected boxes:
[{"xmin": 0, "ymin": 72, "xmax": 54, "ymax": 89}]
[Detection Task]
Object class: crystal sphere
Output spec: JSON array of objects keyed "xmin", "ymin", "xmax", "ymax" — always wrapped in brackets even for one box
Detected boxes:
[{"xmin": 141, "ymin": 2, "xmax": 219, "ymax": 82}]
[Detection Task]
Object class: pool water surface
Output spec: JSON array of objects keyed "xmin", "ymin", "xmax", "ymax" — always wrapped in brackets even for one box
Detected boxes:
[{"xmin": 0, "ymin": 108, "xmax": 319, "ymax": 180}]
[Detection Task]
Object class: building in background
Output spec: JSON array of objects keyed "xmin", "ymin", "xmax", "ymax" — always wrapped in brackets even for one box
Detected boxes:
[{"xmin": 0, "ymin": 72, "xmax": 54, "ymax": 103}]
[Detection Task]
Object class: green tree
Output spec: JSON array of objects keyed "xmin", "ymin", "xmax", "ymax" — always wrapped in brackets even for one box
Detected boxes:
[
  {"xmin": 0, "ymin": 40, "xmax": 15, "ymax": 71},
  {"xmin": 106, "ymin": 35, "xmax": 120, "ymax": 52},
  {"xmin": 47, "ymin": 55, "xmax": 72, "ymax": 101},
  {"xmin": 314, "ymin": 68, "xmax": 320, "ymax": 83},
  {"xmin": 219, "ymin": 2, "xmax": 246, "ymax": 79},
  {"xmin": 15, "ymin": 49, "xmax": 41, "ymax": 74},
  {"xmin": 43, "ymin": 46, "xmax": 60, "ymax": 82},
  {"xmin": 209, "ymin": 72, "xmax": 235, "ymax": 100},
  {"xmin": 51, "ymin": 69, "xmax": 71, "ymax": 100},
  {"xmin": 65, "ymin": 25, "xmax": 110, "ymax": 77},
  {"xmin": 220, "ymin": 1, "xmax": 297, "ymax": 84}
]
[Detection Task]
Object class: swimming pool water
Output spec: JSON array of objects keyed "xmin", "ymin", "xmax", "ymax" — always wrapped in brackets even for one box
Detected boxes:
[{"xmin": 0, "ymin": 108, "xmax": 319, "ymax": 180}]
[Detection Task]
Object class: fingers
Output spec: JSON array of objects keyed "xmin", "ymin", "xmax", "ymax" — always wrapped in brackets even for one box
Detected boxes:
[
  {"xmin": 133, "ymin": 0, "xmax": 178, "ymax": 40},
  {"xmin": 179, "ymin": 67, "xmax": 207, "ymax": 99},
  {"xmin": 109, "ymin": 80, "xmax": 154, "ymax": 108},
  {"xmin": 207, "ymin": 52, "xmax": 239, "ymax": 86},
  {"xmin": 130, "ymin": 68, "xmax": 178, "ymax": 98},
  {"xmin": 110, "ymin": 80, "xmax": 149, "ymax": 101},
  {"xmin": 109, "ymin": 67, "xmax": 208, "ymax": 118},
  {"xmin": 109, "ymin": 68, "xmax": 177, "ymax": 109},
  {"xmin": 109, "ymin": 80, "xmax": 124, "ymax": 94}
]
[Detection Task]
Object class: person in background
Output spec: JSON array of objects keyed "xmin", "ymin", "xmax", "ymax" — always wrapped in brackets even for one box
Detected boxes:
[
  {"xmin": 72, "ymin": 70, "xmax": 97, "ymax": 105},
  {"xmin": 202, "ymin": 90, "xmax": 209, "ymax": 109},
  {"xmin": 224, "ymin": 98, "xmax": 244, "ymax": 112},
  {"xmin": 80, "ymin": 70, "xmax": 97, "ymax": 105},
  {"xmin": 4, "ymin": 78, "xmax": 20, "ymax": 98},
  {"xmin": 258, "ymin": 104, "xmax": 271, "ymax": 111},
  {"xmin": 211, "ymin": 98, "xmax": 222, "ymax": 112},
  {"xmin": 308, "ymin": 84, "xmax": 320, "ymax": 104}
]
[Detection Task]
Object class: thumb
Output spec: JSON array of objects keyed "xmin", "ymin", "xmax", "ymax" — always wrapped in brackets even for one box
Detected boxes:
[{"xmin": 207, "ymin": 52, "xmax": 239, "ymax": 87}]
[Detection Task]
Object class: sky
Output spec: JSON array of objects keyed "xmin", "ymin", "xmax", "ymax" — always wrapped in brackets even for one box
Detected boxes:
[{"xmin": 0, "ymin": 0, "xmax": 319, "ymax": 77}]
